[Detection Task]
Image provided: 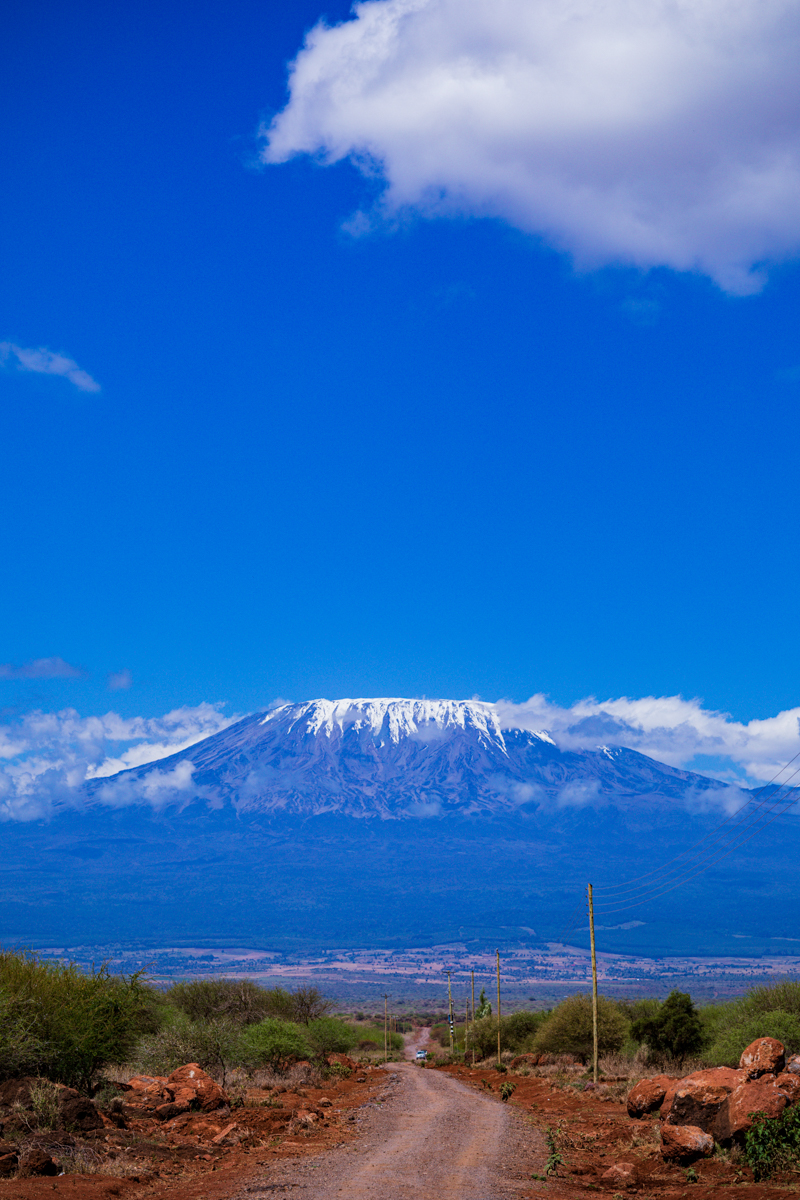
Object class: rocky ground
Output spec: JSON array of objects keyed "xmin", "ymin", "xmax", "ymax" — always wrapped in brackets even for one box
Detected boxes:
[{"xmin": 3, "ymin": 1043, "xmax": 800, "ymax": 1199}]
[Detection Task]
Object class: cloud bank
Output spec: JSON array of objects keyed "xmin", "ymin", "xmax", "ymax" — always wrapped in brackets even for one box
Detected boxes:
[
  {"xmin": 0, "ymin": 704, "xmax": 235, "ymax": 821},
  {"xmin": 0, "ymin": 342, "xmax": 100, "ymax": 393},
  {"xmin": 497, "ymin": 694, "xmax": 800, "ymax": 788},
  {"xmin": 263, "ymin": 0, "xmax": 800, "ymax": 293}
]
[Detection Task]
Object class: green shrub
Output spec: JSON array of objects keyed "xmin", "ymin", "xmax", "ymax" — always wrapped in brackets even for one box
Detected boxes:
[
  {"xmin": 166, "ymin": 979, "xmax": 293, "ymax": 1025},
  {"xmin": 0, "ymin": 949, "xmax": 157, "ymax": 1092},
  {"xmin": 305, "ymin": 1017, "xmax": 358, "ymax": 1062},
  {"xmin": 630, "ymin": 991, "xmax": 704, "ymax": 1064},
  {"xmin": 239, "ymin": 1018, "xmax": 311, "ymax": 1075},
  {"xmin": 133, "ymin": 1014, "xmax": 244, "ymax": 1085},
  {"xmin": 706, "ymin": 1012, "xmax": 800, "ymax": 1068},
  {"xmin": 744, "ymin": 1105, "xmax": 800, "ymax": 1181},
  {"xmin": 533, "ymin": 993, "xmax": 628, "ymax": 1063},
  {"xmin": 739, "ymin": 982, "xmax": 800, "ymax": 1019}
]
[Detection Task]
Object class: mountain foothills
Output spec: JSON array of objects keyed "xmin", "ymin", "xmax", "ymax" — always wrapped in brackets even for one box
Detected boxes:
[
  {"xmin": 3, "ymin": 699, "xmax": 798, "ymax": 958},
  {"xmin": 86, "ymin": 698, "xmax": 732, "ymax": 817}
]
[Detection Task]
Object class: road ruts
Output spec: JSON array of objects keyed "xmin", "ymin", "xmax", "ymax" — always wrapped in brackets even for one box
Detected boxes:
[{"xmin": 229, "ymin": 1061, "xmax": 542, "ymax": 1200}]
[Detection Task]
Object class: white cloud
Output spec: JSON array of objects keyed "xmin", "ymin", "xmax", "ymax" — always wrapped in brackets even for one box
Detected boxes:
[
  {"xmin": 0, "ymin": 657, "xmax": 83, "ymax": 680},
  {"xmin": 263, "ymin": 0, "xmax": 800, "ymax": 293},
  {"xmin": 0, "ymin": 342, "xmax": 100, "ymax": 393},
  {"xmin": 496, "ymin": 693, "xmax": 800, "ymax": 787},
  {"xmin": 0, "ymin": 703, "xmax": 236, "ymax": 821}
]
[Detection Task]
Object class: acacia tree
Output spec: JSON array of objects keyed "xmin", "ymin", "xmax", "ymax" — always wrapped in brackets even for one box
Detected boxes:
[{"xmin": 631, "ymin": 990, "xmax": 703, "ymax": 1063}]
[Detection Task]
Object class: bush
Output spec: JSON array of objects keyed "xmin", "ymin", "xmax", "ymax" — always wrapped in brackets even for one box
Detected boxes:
[
  {"xmin": 166, "ymin": 979, "xmax": 293, "ymax": 1025},
  {"xmin": 706, "ymin": 1011, "xmax": 800, "ymax": 1068},
  {"xmin": 239, "ymin": 1019, "xmax": 311, "ymax": 1075},
  {"xmin": 134, "ymin": 1014, "xmax": 243, "ymax": 1085},
  {"xmin": 466, "ymin": 1010, "xmax": 549, "ymax": 1059},
  {"xmin": 739, "ymin": 982, "xmax": 800, "ymax": 1019},
  {"xmin": 744, "ymin": 1104, "xmax": 800, "ymax": 1181},
  {"xmin": 630, "ymin": 991, "xmax": 704, "ymax": 1064},
  {"xmin": 305, "ymin": 1018, "xmax": 358, "ymax": 1062},
  {"xmin": 290, "ymin": 986, "xmax": 335, "ymax": 1025},
  {"xmin": 533, "ymin": 993, "xmax": 628, "ymax": 1063},
  {"xmin": 0, "ymin": 949, "xmax": 157, "ymax": 1092}
]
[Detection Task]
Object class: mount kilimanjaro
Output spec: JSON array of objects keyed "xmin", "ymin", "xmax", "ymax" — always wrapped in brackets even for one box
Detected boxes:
[
  {"xmin": 4, "ymin": 698, "xmax": 797, "ymax": 958},
  {"xmin": 85, "ymin": 697, "xmax": 732, "ymax": 818}
]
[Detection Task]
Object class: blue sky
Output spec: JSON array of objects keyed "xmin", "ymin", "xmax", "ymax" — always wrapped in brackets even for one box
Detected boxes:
[{"xmin": 3, "ymin": 0, "xmax": 800, "ymax": 739}]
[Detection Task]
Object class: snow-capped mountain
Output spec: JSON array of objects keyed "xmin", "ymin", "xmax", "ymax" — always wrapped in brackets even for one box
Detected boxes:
[{"xmin": 86, "ymin": 697, "xmax": 731, "ymax": 818}]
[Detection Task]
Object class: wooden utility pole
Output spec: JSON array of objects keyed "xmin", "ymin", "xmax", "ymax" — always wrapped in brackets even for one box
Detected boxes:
[
  {"xmin": 588, "ymin": 883, "xmax": 598, "ymax": 1084},
  {"xmin": 471, "ymin": 970, "xmax": 476, "ymax": 1066},
  {"xmin": 496, "ymin": 949, "xmax": 501, "ymax": 1068},
  {"xmin": 446, "ymin": 970, "xmax": 455, "ymax": 1055},
  {"xmin": 384, "ymin": 994, "xmax": 388, "ymax": 1063}
]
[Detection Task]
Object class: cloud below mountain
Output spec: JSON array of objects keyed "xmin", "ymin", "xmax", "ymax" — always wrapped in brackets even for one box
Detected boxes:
[{"xmin": 263, "ymin": 0, "xmax": 800, "ymax": 293}]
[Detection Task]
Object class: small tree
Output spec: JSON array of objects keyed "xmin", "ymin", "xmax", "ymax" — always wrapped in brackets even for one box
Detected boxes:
[
  {"xmin": 533, "ymin": 993, "xmax": 628, "ymax": 1063},
  {"xmin": 631, "ymin": 990, "xmax": 703, "ymax": 1064},
  {"xmin": 475, "ymin": 988, "xmax": 492, "ymax": 1019},
  {"xmin": 239, "ymin": 1019, "xmax": 311, "ymax": 1075},
  {"xmin": 166, "ymin": 979, "xmax": 289, "ymax": 1025},
  {"xmin": 290, "ymin": 986, "xmax": 334, "ymax": 1025},
  {"xmin": 305, "ymin": 1018, "xmax": 358, "ymax": 1064}
]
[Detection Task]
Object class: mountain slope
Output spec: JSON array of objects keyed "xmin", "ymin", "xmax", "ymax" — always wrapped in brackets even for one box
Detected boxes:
[{"xmin": 86, "ymin": 697, "xmax": 733, "ymax": 818}]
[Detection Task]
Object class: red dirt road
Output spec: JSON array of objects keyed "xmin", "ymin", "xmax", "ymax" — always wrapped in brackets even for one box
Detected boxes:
[{"xmin": 225, "ymin": 1062, "xmax": 542, "ymax": 1200}]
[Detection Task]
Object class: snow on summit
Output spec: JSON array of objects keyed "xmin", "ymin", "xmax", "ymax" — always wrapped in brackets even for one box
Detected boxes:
[{"xmin": 84, "ymin": 696, "xmax": 736, "ymax": 819}]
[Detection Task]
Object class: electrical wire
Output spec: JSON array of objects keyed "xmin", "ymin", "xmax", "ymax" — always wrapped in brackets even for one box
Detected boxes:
[
  {"xmin": 592, "ymin": 751, "xmax": 800, "ymax": 895},
  {"xmin": 590, "ymin": 768, "xmax": 800, "ymax": 908}
]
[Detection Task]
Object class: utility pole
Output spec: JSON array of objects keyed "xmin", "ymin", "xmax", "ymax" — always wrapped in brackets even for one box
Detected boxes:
[
  {"xmin": 588, "ymin": 883, "xmax": 598, "ymax": 1084},
  {"xmin": 384, "ymin": 994, "xmax": 388, "ymax": 1063},
  {"xmin": 496, "ymin": 949, "xmax": 501, "ymax": 1069},
  {"xmin": 471, "ymin": 970, "xmax": 476, "ymax": 1066},
  {"xmin": 446, "ymin": 970, "xmax": 455, "ymax": 1055}
]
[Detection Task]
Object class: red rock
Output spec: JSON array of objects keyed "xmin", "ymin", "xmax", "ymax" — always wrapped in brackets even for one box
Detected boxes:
[
  {"xmin": 627, "ymin": 1075, "xmax": 676, "ymax": 1118},
  {"xmin": 666, "ymin": 1067, "xmax": 746, "ymax": 1133},
  {"xmin": 739, "ymin": 1037, "xmax": 785, "ymax": 1078},
  {"xmin": 775, "ymin": 1073, "xmax": 800, "ymax": 1103},
  {"xmin": 601, "ymin": 1161, "xmax": 638, "ymax": 1187},
  {"xmin": 58, "ymin": 1091, "xmax": 103, "ymax": 1132},
  {"xmin": 661, "ymin": 1123, "xmax": 714, "ymax": 1162},
  {"xmin": 660, "ymin": 1078, "xmax": 680, "ymax": 1121},
  {"xmin": 715, "ymin": 1077, "xmax": 789, "ymax": 1141},
  {"xmin": 126, "ymin": 1074, "xmax": 174, "ymax": 1108},
  {"xmin": 785, "ymin": 1054, "xmax": 800, "ymax": 1075},
  {"xmin": 0, "ymin": 1153, "xmax": 18, "ymax": 1179},
  {"xmin": 19, "ymin": 1149, "xmax": 58, "ymax": 1177},
  {"xmin": 510, "ymin": 1053, "xmax": 541, "ymax": 1068},
  {"xmin": 167, "ymin": 1064, "xmax": 228, "ymax": 1111}
]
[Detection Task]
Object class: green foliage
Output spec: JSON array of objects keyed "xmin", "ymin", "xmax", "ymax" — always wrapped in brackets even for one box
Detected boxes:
[
  {"xmin": 500, "ymin": 1080, "xmax": 516, "ymax": 1101},
  {"xmin": 744, "ymin": 1105, "xmax": 800, "ymax": 1181},
  {"xmin": 134, "ymin": 1013, "xmax": 243, "ymax": 1085},
  {"xmin": 706, "ymin": 1011, "xmax": 800, "ymax": 1068},
  {"xmin": 239, "ymin": 1018, "xmax": 311, "ymax": 1075},
  {"xmin": 30, "ymin": 1080, "xmax": 61, "ymax": 1130},
  {"xmin": 166, "ymin": 978, "xmax": 290, "ymax": 1025},
  {"xmin": 475, "ymin": 988, "xmax": 492, "ymax": 1019},
  {"xmin": 739, "ymin": 981, "xmax": 800, "ymax": 1019},
  {"xmin": 630, "ymin": 991, "xmax": 704, "ymax": 1063},
  {"xmin": 533, "ymin": 993, "xmax": 628, "ymax": 1063},
  {"xmin": 354, "ymin": 1024, "xmax": 404, "ymax": 1052},
  {"xmin": 466, "ymin": 1009, "xmax": 548, "ymax": 1059},
  {"xmin": 544, "ymin": 1127, "xmax": 565, "ymax": 1176},
  {"xmin": 0, "ymin": 949, "xmax": 156, "ymax": 1091},
  {"xmin": 305, "ymin": 1017, "xmax": 358, "ymax": 1062}
]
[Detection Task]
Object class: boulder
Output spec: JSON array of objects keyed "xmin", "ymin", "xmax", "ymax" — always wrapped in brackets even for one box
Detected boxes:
[
  {"xmin": 19, "ymin": 1149, "xmax": 59, "ymax": 1177},
  {"xmin": 0, "ymin": 1078, "xmax": 36, "ymax": 1108},
  {"xmin": 58, "ymin": 1089, "xmax": 103, "ymax": 1132},
  {"xmin": 666, "ymin": 1068, "xmax": 746, "ymax": 1133},
  {"xmin": 601, "ymin": 1161, "xmax": 639, "ymax": 1187},
  {"xmin": 510, "ymin": 1053, "xmax": 541, "ymax": 1068},
  {"xmin": 167, "ymin": 1064, "xmax": 228, "ymax": 1112},
  {"xmin": 126, "ymin": 1074, "xmax": 174, "ymax": 1109},
  {"xmin": 661, "ymin": 1124, "xmax": 714, "ymax": 1163},
  {"xmin": 714, "ymin": 1076, "xmax": 789, "ymax": 1141},
  {"xmin": 785, "ymin": 1055, "xmax": 800, "ymax": 1075},
  {"xmin": 775, "ymin": 1072, "xmax": 800, "ymax": 1103},
  {"xmin": 660, "ymin": 1078, "xmax": 681, "ymax": 1121},
  {"xmin": 739, "ymin": 1038, "xmax": 785, "ymax": 1078},
  {"xmin": 0, "ymin": 1153, "xmax": 18, "ymax": 1179},
  {"xmin": 627, "ymin": 1075, "xmax": 676, "ymax": 1118}
]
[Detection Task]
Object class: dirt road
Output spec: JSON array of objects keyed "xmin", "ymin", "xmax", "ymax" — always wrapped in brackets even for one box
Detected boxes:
[{"xmin": 229, "ymin": 1063, "xmax": 542, "ymax": 1200}]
